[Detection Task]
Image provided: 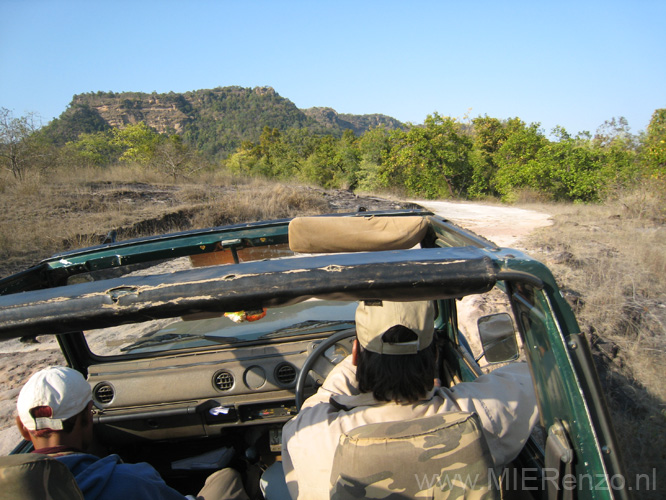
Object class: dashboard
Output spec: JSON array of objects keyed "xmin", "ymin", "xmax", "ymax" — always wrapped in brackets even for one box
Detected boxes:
[{"xmin": 89, "ymin": 336, "xmax": 353, "ymax": 444}]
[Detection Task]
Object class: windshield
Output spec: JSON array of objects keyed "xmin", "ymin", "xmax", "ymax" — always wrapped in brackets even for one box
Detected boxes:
[{"xmin": 84, "ymin": 299, "xmax": 357, "ymax": 356}]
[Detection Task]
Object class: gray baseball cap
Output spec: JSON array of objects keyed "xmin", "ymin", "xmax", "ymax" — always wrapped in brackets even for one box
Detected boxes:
[{"xmin": 356, "ymin": 301, "xmax": 435, "ymax": 355}]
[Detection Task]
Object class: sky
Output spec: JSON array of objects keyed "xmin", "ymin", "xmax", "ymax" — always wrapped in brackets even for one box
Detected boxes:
[{"xmin": 1, "ymin": 0, "xmax": 664, "ymax": 137}]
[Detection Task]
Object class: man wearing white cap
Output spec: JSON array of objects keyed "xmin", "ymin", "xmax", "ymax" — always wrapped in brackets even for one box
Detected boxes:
[
  {"xmin": 15, "ymin": 366, "xmax": 249, "ymax": 500},
  {"xmin": 279, "ymin": 300, "xmax": 539, "ymax": 499}
]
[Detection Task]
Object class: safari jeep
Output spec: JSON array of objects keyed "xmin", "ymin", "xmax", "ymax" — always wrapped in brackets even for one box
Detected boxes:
[{"xmin": 0, "ymin": 210, "xmax": 629, "ymax": 499}]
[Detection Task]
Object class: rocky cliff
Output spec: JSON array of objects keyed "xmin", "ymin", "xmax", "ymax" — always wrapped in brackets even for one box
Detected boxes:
[{"xmin": 49, "ymin": 86, "xmax": 406, "ymax": 156}]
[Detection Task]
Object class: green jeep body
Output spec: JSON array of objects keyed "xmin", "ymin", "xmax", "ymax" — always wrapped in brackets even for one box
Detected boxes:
[{"xmin": 0, "ymin": 210, "xmax": 628, "ymax": 499}]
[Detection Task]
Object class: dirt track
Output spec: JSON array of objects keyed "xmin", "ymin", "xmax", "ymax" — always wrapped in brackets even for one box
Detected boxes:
[
  {"xmin": 413, "ymin": 200, "xmax": 553, "ymax": 247},
  {"xmin": 0, "ymin": 200, "xmax": 552, "ymax": 455}
]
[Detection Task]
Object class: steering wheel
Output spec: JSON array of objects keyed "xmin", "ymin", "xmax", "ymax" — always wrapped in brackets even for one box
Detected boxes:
[{"xmin": 294, "ymin": 328, "xmax": 356, "ymax": 411}]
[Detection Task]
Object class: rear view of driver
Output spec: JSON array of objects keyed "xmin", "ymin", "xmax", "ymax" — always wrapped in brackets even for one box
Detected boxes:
[{"xmin": 279, "ymin": 300, "xmax": 539, "ymax": 499}]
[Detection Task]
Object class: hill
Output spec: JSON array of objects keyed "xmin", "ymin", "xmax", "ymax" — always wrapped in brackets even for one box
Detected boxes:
[{"xmin": 42, "ymin": 86, "xmax": 406, "ymax": 158}]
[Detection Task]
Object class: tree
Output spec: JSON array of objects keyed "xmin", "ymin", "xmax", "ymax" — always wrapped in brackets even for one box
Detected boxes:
[
  {"xmin": 0, "ymin": 108, "xmax": 42, "ymax": 180},
  {"xmin": 382, "ymin": 114, "xmax": 472, "ymax": 199},
  {"xmin": 641, "ymin": 109, "xmax": 666, "ymax": 179},
  {"xmin": 63, "ymin": 130, "xmax": 119, "ymax": 167},
  {"xmin": 468, "ymin": 116, "xmax": 509, "ymax": 197},
  {"xmin": 152, "ymin": 135, "xmax": 197, "ymax": 182},
  {"xmin": 39, "ymin": 103, "xmax": 110, "ymax": 146},
  {"xmin": 300, "ymin": 135, "xmax": 341, "ymax": 188},
  {"xmin": 492, "ymin": 120, "xmax": 548, "ymax": 200},
  {"xmin": 594, "ymin": 116, "xmax": 635, "ymax": 149},
  {"xmin": 111, "ymin": 122, "xmax": 161, "ymax": 165}
]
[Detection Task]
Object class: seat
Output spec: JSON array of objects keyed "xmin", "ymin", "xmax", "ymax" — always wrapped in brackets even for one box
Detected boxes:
[
  {"xmin": 0, "ymin": 454, "xmax": 84, "ymax": 500},
  {"xmin": 329, "ymin": 411, "xmax": 500, "ymax": 499},
  {"xmin": 288, "ymin": 215, "xmax": 429, "ymax": 253}
]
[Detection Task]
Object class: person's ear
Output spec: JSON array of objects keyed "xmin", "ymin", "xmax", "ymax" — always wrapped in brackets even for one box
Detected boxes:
[
  {"xmin": 352, "ymin": 339, "xmax": 360, "ymax": 366},
  {"xmin": 16, "ymin": 416, "xmax": 32, "ymax": 442},
  {"xmin": 81, "ymin": 401, "xmax": 94, "ymax": 427}
]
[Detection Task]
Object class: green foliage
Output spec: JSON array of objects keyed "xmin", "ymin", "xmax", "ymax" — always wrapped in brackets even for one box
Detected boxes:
[
  {"xmin": 111, "ymin": 122, "xmax": 161, "ymax": 165},
  {"xmin": 382, "ymin": 114, "xmax": 473, "ymax": 199},
  {"xmin": 49, "ymin": 87, "xmax": 404, "ymax": 160},
  {"xmin": 468, "ymin": 116, "xmax": 509, "ymax": 198},
  {"xmin": 640, "ymin": 109, "xmax": 666, "ymax": 179},
  {"xmin": 492, "ymin": 120, "xmax": 549, "ymax": 200},
  {"xmin": 11, "ymin": 91, "xmax": 665, "ymax": 203},
  {"xmin": 39, "ymin": 103, "xmax": 110, "ymax": 146},
  {"xmin": 62, "ymin": 130, "xmax": 119, "ymax": 167},
  {"xmin": 221, "ymin": 110, "xmax": 657, "ymax": 203}
]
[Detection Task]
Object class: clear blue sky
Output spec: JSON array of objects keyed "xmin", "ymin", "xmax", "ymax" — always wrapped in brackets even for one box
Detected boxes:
[{"xmin": 1, "ymin": 0, "xmax": 664, "ymax": 136}]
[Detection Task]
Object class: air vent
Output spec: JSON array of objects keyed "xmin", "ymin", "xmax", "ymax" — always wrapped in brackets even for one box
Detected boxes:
[
  {"xmin": 275, "ymin": 363, "xmax": 297, "ymax": 386},
  {"xmin": 93, "ymin": 383, "xmax": 115, "ymax": 405},
  {"xmin": 213, "ymin": 370, "xmax": 234, "ymax": 391}
]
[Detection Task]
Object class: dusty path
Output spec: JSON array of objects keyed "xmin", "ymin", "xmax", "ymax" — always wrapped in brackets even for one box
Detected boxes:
[
  {"xmin": 0, "ymin": 200, "xmax": 552, "ymax": 455},
  {"xmin": 412, "ymin": 200, "xmax": 553, "ymax": 247}
]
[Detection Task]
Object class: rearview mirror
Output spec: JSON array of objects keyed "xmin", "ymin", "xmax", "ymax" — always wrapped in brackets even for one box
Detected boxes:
[{"xmin": 478, "ymin": 313, "xmax": 519, "ymax": 363}]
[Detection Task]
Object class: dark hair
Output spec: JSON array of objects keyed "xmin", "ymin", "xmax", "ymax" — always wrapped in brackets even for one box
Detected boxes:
[{"xmin": 356, "ymin": 325, "xmax": 437, "ymax": 403}]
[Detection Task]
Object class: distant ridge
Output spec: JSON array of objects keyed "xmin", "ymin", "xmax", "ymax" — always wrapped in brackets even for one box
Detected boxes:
[{"xmin": 43, "ymin": 86, "xmax": 406, "ymax": 157}]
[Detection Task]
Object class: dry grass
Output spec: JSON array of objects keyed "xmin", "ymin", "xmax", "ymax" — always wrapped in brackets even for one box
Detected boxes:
[
  {"xmin": 0, "ymin": 167, "xmax": 334, "ymax": 277},
  {"xmin": 522, "ymin": 183, "xmax": 666, "ymax": 494}
]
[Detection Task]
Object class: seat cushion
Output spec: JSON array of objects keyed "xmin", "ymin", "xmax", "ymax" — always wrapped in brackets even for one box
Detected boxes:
[{"xmin": 0, "ymin": 454, "xmax": 84, "ymax": 500}]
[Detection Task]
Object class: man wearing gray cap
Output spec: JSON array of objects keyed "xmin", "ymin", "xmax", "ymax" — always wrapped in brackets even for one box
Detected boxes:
[
  {"xmin": 14, "ymin": 366, "xmax": 249, "ymax": 500},
  {"xmin": 279, "ymin": 300, "xmax": 539, "ymax": 499}
]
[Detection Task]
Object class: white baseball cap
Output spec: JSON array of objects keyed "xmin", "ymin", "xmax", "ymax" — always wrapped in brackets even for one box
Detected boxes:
[
  {"xmin": 356, "ymin": 300, "xmax": 435, "ymax": 355},
  {"xmin": 17, "ymin": 366, "xmax": 92, "ymax": 431}
]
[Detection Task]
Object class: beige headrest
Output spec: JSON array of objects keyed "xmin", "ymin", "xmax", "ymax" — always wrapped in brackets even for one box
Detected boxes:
[{"xmin": 288, "ymin": 216, "xmax": 428, "ymax": 253}]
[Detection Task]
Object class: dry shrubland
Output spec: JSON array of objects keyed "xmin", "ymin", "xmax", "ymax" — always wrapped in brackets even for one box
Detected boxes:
[{"xmin": 522, "ymin": 181, "xmax": 666, "ymax": 489}]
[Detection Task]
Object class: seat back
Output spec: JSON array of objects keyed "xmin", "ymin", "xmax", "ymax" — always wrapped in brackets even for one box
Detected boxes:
[
  {"xmin": 0, "ymin": 454, "xmax": 84, "ymax": 500},
  {"xmin": 330, "ymin": 411, "xmax": 500, "ymax": 499},
  {"xmin": 288, "ymin": 215, "xmax": 429, "ymax": 253}
]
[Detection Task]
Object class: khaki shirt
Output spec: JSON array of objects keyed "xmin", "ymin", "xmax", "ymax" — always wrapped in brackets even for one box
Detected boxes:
[{"xmin": 281, "ymin": 356, "xmax": 538, "ymax": 500}]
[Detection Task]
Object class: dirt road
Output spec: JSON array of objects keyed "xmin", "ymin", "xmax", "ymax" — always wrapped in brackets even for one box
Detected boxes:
[{"xmin": 413, "ymin": 200, "xmax": 553, "ymax": 247}]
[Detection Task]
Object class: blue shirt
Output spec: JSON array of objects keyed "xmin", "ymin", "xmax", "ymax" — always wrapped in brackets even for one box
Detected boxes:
[{"xmin": 56, "ymin": 453, "xmax": 186, "ymax": 500}]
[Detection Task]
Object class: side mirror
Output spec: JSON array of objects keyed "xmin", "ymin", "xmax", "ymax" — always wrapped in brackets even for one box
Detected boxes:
[{"xmin": 478, "ymin": 313, "xmax": 519, "ymax": 363}]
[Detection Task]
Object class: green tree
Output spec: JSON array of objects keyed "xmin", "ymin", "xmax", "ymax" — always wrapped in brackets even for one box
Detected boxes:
[
  {"xmin": 531, "ymin": 138, "xmax": 604, "ymax": 201},
  {"xmin": 111, "ymin": 122, "xmax": 161, "ymax": 165},
  {"xmin": 300, "ymin": 135, "xmax": 340, "ymax": 188},
  {"xmin": 63, "ymin": 130, "xmax": 119, "ymax": 167},
  {"xmin": 382, "ymin": 114, "xmax": 472, "ymax": 199},
  {"xmin": 640, "ymin": 109, "xmax": 666, "ymax": 179},
  {"xmin": 39, "ymin": 103, "xmax": 110, "ymax": 146},
  {"xmin": 335, "ymin": 129, "xmax": 361, "ymax": 189},
  {"xmin": 468, "ymin": 116, "xmax": 509, "ymax": 197},
  {"xmin": 593, "ymin": 116, "xmax": 635, "ymax": 149},
  {"xmin": 356, "ymin": 127, "xmax": 391, "ymax": 192},
  {"xmin": 492, "ymin": 120, "xmax": 548, "ymax": 200},
  {"xmin": 227, "ymin": 141, "xmax": 260, "ymax": 176}
]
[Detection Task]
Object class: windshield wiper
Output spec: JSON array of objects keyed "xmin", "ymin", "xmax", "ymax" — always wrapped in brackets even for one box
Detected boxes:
[
  {"xmin": 260, "ymin": 320, "xmax": 355, "ymax": 339},
  {"xmin": 120, "ymin": 333, "xmax": 199, "ymax": 352}
]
